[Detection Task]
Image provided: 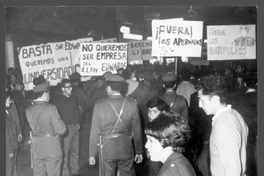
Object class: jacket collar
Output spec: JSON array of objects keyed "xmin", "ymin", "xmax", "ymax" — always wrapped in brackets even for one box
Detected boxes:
[
  {"xmin": 163, "ymin": 152, "xmax": 184, "ymax": 166},
  {"xmin": 108, "ymin": 94, "xmax": 124, "ymax": 99}
]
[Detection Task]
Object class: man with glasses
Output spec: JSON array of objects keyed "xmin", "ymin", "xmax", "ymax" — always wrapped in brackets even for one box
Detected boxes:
[{"xmin": 53, "ymin": 79, "xmax": 81, "ymax": 176}]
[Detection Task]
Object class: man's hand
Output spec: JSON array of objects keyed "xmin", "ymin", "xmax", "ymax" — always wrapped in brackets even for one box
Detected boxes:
[
  {"xmin": 89, "ymin": 157, "xmax": 96, "ymax": 165},
  {"xmin": 134, "ymin": 154, "xmax": 143, "ymax": 163},
  {"xmin": 18, "ymin": 134, "xmax": 22, "ymax": 142}
]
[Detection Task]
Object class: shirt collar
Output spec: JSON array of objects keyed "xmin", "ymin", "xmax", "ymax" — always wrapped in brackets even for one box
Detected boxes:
[
  {"xmin": 245, "ymin": 88, "xmax": 256, "ymax": 93},
  {"xmin": 212, "ymin": 104, "xmax": 231, "ymax": 125}
]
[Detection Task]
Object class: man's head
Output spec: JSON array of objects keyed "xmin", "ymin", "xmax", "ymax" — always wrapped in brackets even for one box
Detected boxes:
[
  {"xmin": 162, "ymin": 73, "xmax": 177, "ymax": 89},
  {"xmin": 61, "ymin": 79, "xmax": 72, "ymax": 97},
  {"xmin": 143, "ymin": 71, "xmax": 155, "ymax": 87},
  {"xmin": 197, "ymin": 74, "xmax": 227, "ymax": 115},
  {"xmin": 104, "ymin": 73, "xmax": 126, "ymax": 95},
  {"xmin": 146, "ymin": 97, "xmax": 170, "ymax": 122},
  {"xmin": 33, "ymin": 75, "xmax": 46, "ymax": 86},
  {"xmin": 32, "ymin": 81, "xmax": 50, "ymax": 102},
  {"xmin": 69, "ymin": 72, "xmax": 81, "ymax": 86}
]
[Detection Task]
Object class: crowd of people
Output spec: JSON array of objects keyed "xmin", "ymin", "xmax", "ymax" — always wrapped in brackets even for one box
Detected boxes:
[{"xmin": 5, "ymin": 62, "xmax": 257, "ymax": 176}]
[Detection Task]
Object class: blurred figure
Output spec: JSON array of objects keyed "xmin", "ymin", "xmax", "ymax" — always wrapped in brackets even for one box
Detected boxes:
[
  {"xmin": 198, "ymin": 74, "xmax": 248, "ymax": 176},
  {"xmin": 7, "ymin": 95, "xmax": 22, "ymax": 176},
  {"xmin": 189, "ymin": 82, "xmax": 212, "ymax": 176},
  {"xmin": 230, "ymin": 74, "xmax": 257, "ymax": 176},
  {"xmin": 176, "ymin": 69, "xmax": 196, "ymax": 107},
  {"xmin": 145, "ymin": 112, "xmax": 196, "ymax": 176},
  {"xmin": 128, "ymin": 71, "xmax": 161, "ymax": 124},
  {"xmin": 11, "ymin": 82, "xmax": 31, "ymax": 143},
  {"xmin": 122, "ymin": 69, "xmax": 139, "ymax": 96},
  {"xmin": 6, "ymin": 91, "xmax": 19, "ymax": 176},
  {"xmin": 161, "ymin": 73, "xmax": 189, "ymax": 122},
  {"xmin": 79, "ymin": 80, "xmax": 97, "ymax": 167},
  {"xmin": 90, "ymin": 76, "xmax": 108, "ymax": 105}
]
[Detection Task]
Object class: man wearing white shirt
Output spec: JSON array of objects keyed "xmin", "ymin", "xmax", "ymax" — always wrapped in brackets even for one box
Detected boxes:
[{"xmin": 197, "ymin": 74, "xmax": 248, "ymax": 176}]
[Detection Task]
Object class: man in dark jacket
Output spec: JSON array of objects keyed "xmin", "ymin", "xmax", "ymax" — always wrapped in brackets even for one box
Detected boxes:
[
  {"xmin": 53, "ymin": 79, "xmax": 81, "ymax": 176},
  {"xmin": 89, "ymin": 73, "xmax": 143, "ymax": 176},
  {"xmin": 6, "ymin": 91, "xmax": 19, "ymax": 176}
]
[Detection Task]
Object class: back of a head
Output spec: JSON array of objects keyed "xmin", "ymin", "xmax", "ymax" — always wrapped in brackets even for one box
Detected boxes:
[
  {"xmin": 243, "ymin": 74, "xmax": 257, "ymax": 89},
  {"xmin": 162, "ymin": 73, "xmax": 177, "ymax": 89},
  {"xmin": 146, "ymin": 97, "xmax": 170, "ymax": 112},
  {"xmin": 122, "ymin": 69, "xmax": 132, "ymax": 80}
]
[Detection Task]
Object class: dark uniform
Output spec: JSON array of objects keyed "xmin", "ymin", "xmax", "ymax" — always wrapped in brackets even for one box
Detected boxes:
[
  {"xmin": 6, "ymin": 109, "xmax": 19, "ymax": 176},
  {"xmin": 7, "ymin": 102, "xmax": 22, "ymax": 176},
  {"xmin": 161, "ymin": 73, "xmax": 189, "ymax": 122},
  {"xmin": 157, "ymin": 152, "xmax": 196, "ymax": 176},
  {"xmin": 89, "ymin": 74, "xmax": 143, "ymax": 176},
  {"xmin": 25, "ymin": 81, "xmax": 66, "ymax": 176}
]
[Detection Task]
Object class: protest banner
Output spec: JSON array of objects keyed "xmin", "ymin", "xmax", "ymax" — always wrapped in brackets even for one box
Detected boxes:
[
  {"xmin": 128, "ymin": 41, "xmax": 142, "ymax": 63},
  {"xmin": 152, "ymin": 19, "xmax": 203, "ymax": 57},
  {"xmin": 80, "ymin": 43, "xmax": 127, "ymax": 76},
  {"xmin": 207, "ymin": 25, "xmax": 256, "ymax": 60},
  {"xmin": 128, "ymin": 40, "xmax": 153, "ymax": 63},
  {"xmin": 189, "ymin": 42, "xmax": 209, "ymax": 66},
  {"xmin": 18, "ymin": 37, "xmax": 93, "ymax": 90},
  {"xmin": 141, "ymin": 40, "xmax": 153, "ymax": 60},
  {"xmin": 80, "ymin": 37, "xmax": 118, "ymax": 81}
]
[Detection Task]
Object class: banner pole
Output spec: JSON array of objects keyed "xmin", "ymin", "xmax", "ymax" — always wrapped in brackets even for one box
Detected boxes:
[{"xmin": 174, "ymin": 57, "xmax": 178, "ymax": 75}]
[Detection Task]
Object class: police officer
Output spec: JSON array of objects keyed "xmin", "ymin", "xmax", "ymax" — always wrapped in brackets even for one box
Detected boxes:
[
  {"xmin": 161, "ymin": 73, "xmax": 189, "ymax": 122},
  {"xmin": 89, "ymin": 73, "xmax": 143, "ymax": 176},
  {"xmin": 25, "ymin": 80, "xmax": 66, "ymax": 176}
]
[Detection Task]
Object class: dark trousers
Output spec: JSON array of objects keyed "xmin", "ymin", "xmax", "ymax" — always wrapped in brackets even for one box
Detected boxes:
[
  {"xmin": 62, "ymin": 125, "xmax": 80, "ymax": 176},
  {"xmin": 6, "ymin": 154, "xmax": 15, "ymax": 176},
  {"xmin": 104, "ymin": 157, "xmax": 135, "ymax": 176}
]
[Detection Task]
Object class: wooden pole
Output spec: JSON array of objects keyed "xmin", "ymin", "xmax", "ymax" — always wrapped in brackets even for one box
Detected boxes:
[{"xmin": 174, "ymin": 57, "xmax": 178, "ymax": 74}]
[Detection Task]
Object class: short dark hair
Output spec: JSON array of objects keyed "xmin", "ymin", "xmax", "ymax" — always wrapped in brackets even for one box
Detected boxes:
[
  {"xmin": 146, "ymin": 97, "xmax": 170, "ymax": 112},
  {"xmin": 145, "ymin": 112, "xmax": 190, "ymax": 153},
  {"xmin": 243, "ymin": 74, "xmax": 257, "ymax": 88},
  {"xmin": 198, "ymin": 74, "xmax": 227, "ymax": 104},
  {"xmin": 61, "ymin": 79, "xmax": 71, "ymax": 87}
]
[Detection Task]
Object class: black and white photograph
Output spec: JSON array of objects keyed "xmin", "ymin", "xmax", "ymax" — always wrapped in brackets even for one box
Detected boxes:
[{"xmin": 4, "ymin": 5, "xmax": 260, "ymax": 176}]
